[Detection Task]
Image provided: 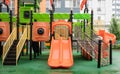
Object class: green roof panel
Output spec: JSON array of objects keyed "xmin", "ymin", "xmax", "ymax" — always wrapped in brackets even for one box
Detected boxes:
[
  {"xmin": 33, "ymin": 13, "xmax": 50, "ymax": 22},
  {"xmin": 74, "ymin": 13, "xmax": 91, "ymax": 19},
  {"xmin": 0, "ymin": 13, "xmax": 10, "ymax": 22},
  {"xmin": 54, "ymin": 13, "xmax": 70, "ymax": 19}
]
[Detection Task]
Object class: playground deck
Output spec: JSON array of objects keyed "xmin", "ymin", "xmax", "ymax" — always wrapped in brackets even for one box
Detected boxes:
[{"xmin": 0, "ymin": 49, "xmax": 120, "ymax": 74}]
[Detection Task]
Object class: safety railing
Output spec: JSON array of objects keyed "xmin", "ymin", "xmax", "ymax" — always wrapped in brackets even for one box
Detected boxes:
[
  {"xmin": 2, "ymin": 27, "xmax": 17, "ymax": 64},
  {"xmin": 16, "ymin": 26, "xmax": 27, "ymax": 64},
  {"xmin": 73, "ymin": 23, "xmax": 112, "ymax": 68},
  {"xmin": 84, "ymin": 32, "xmax": 111, "ymax": 68},
  {"xmin": 76, "ymin": 26, "xmax": 110, "ymax": 66},
  {"xmin": 96, "ymin": 39, "xmax": 112, "ymax": 68}
]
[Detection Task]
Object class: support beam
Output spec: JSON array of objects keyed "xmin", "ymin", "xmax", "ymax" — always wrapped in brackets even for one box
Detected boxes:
[
  {"xmin": 109, "ymin": 40, "xmax": 112, "ymax": 65},
  {"xmin": 9, "ymin": 10, "xmax": 12, "ymax": 33},
  {"xmin": 98, "ymin": 40, "xmax": 102, "ymax": 68},
  {"xmin": 17, "ymin": 0, "xmax": 19, "ymax": 40},
  {"xmin": 91, "ymin": 10, "xmax": 93, "ymax": 38},
  {"xmin": 40, "ymin": 0, "xmax": 46, "ymax": 13},
  {"xmin": 30, "ymin": 10, "xmax": 33, "ymax": 60},
  {"xmin": 14, "ymin": 0, "xmax": 18, "ymax": 15}
]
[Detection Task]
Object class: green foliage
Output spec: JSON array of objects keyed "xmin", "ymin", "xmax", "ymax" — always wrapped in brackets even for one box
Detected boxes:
[{"xmin": 109, "ymin": 18, "xmax": 120, "ymax": 40}]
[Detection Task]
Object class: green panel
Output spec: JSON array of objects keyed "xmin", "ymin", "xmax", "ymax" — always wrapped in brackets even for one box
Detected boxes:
[
  {"xmin": 54, "ymin": 13, "xmax": 70, "ymax": 19},
  {"xmin": 20, "ymin": 18, "xmax": 31, "ymax": 24},
  {"xmin": 74, "ymin": 13, "xmax": 91, "ymax": 19},
  {"xmin": 33, "ymin": 13, "xmax": 50, "ymax": 22},
  {"xmin": 19, "ymin": 6, "xmax": 34, "ymax": 24},
  {"xmin": 12, "ymin": 16, "xmax": 16, "ymax": 22},
  {"xmin": 0, "ymin": 13, "xmax": 16, "ymax": 22},
  {"xmin": 0, "ymin": 13, "xmax": 10, "ymax": 22},
  {"xmin": 0, "ymin": 13, "xmax": 9, "ymax": 18}
]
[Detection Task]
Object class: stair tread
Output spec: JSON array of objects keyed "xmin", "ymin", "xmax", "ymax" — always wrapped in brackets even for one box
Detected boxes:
[
  {"xmin": 3, "ymin": 62, "xmax": 16, "ymax": 65},
  {"xmin": 3, "ymin": 40, "xmax": 19, "ymax": 65},
  {"xmin": 6, "ymin": 54, "xmax": 16, "ymax": 58},
  {"xmin": 5, "ymin": 57, "xmax": 16, "ymax": 59}
]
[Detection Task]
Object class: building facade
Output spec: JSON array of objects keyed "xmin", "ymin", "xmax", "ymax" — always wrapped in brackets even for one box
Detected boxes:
[
  {"xmin": 112, "ymin": 0, "xmax": 120, "ymax": 18},
  {"xmin": 88, "ymin": 0, "xmax": 112, "ymax": 25},
  {"xmin": 88, "ymin": 0, "xmax": 112, "ymax": 31}
]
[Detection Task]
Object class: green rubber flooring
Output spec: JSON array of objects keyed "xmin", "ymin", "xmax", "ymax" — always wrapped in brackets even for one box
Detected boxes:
[{"xmin": 0, "ymin": 50, "xmax": 120, "ymax": 74}]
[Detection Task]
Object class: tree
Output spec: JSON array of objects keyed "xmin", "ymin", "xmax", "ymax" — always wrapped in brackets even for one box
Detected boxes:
[{"xmin": 109, "ymin": 18, "xmax": 120, "ymax": 40}]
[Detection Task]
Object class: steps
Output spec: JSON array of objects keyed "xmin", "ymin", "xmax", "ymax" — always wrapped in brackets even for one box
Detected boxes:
[{"xmin": 3, "ymin": 40, "xmax": 18, "ymax": 65}]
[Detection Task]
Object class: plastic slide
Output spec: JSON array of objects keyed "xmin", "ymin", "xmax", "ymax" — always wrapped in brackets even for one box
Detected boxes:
[
  {"xmin": 98, "ymin": 30, "xmax": 116, "ymax": 44},
  {"xmin": 48, "ymin": 37, "xmax": 73, "ymax": 68},
  {"xmin": 97, "ymin": 30, "xmax": 116, "ymax": 58}
]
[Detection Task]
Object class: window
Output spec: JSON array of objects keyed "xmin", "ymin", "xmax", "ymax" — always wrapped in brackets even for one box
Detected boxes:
[
  {"xmin": 65, "ymin": 0, "xmax": 80, "ymax": 8},
  {"xmin": 98, "ymin": 16, "xmax": 101, "ymax": 20},
  {"xmin": 65, "ymin": 0, "xmax": 73, "ymax": 8},
  {"xmin": 46, "ymin": 0, "xmax": 61, "ymax": 8},
  {"xmin": 54, "ymin": 0, "xmax": 61, "ymax": 8},
  {"xmin": 97, "ymin": 7, "xmax": 101, "ymax": 11},
  {"xmin": 97, "ymin": 0, "xmax": 105, "ymax": 14},
  {"xmin": 97, "ymin": 7, "xmax": 106, "ymax": 14},
  {"xmin": 73, "ymin": 0, "xmax": 79, "ymax": 8},
  {"xmin": 46, "ymin": 0, "xmax": 50, "ymax": 8}
]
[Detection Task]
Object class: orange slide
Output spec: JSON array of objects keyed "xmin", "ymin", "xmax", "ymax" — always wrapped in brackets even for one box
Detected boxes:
[
  {"xmin": 98, "ymin": 30, "xmax": 116, "ymax": 44},
  {"xmin": 48, "ymin": 37, "xmax": 73, "ymax": 68},
  {"xmin": 97, "ymin": 30, "xmax": 116, "ymax": 58}
]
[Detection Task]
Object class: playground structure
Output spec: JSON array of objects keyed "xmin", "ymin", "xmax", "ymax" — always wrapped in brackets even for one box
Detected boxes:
[{"xmin": 0, "ymin": 0, "xmax": 116, "ymax": 69}]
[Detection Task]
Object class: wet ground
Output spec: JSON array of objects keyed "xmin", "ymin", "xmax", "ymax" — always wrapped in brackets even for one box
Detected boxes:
[{"xmin": 0, "ymin": 50, "xmax": 120, "ymax": 74}]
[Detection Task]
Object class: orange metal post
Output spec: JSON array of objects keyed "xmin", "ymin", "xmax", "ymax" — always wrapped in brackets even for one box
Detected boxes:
[
  {"xmin": 40, "ymin": 0, "xmax": 46, "ymax": 13},
  {"xmin": 14, "ymin": 0, "xmax": 18, "ymax": 15}
]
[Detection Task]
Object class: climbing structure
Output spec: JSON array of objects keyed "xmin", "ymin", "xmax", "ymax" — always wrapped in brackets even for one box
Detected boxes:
[
  {"xmin": 1, "ymin": 0, "xmax": 116, "ymax": 69},
  {"xmin": 73, "ymin": 12, "xmax": 116, "ymax": 68}
]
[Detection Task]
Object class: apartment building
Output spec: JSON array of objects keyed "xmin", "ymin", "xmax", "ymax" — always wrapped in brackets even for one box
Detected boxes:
[
  {"xmin": 112, "ymin": 0, "xmax": 120, "ymax": 18},
  {"xmin": 88, "ymin": 0, "xmax": 112, "ymax": 31}
]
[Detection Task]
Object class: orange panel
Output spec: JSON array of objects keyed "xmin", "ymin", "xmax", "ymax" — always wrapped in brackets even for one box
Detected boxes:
[
  {"xmin": 98, "ymin": 30, "xmax": 105, "ymax": 38},
  {"xmin": 52, "ymin": 20, "xmax": 72, "ymax": 34},
  {"xmin": 0, "ymin": 22, "xmax": 10, "ymax": 41},
  {"xmin": 32, "ymin": 22, "xmax": 50, "ymax": 41}
]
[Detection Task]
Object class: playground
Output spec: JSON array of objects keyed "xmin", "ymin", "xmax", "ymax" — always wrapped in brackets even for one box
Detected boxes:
[{"xmin": 0, "ymin": 0, "xmax": 118, "ymax": 73}]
